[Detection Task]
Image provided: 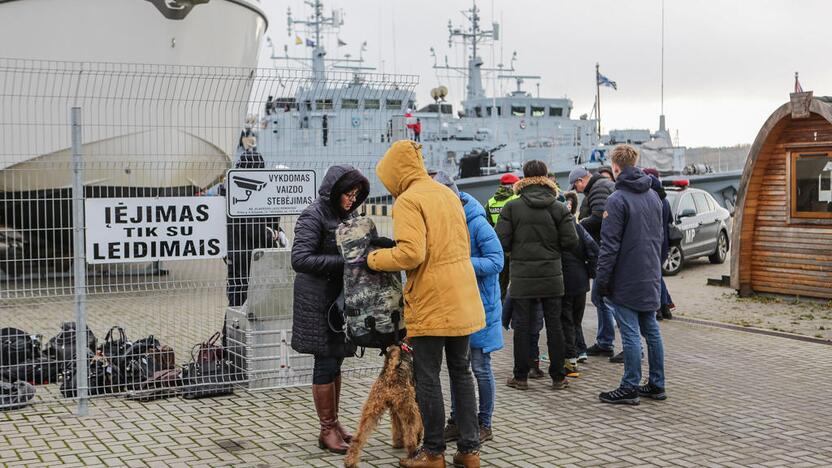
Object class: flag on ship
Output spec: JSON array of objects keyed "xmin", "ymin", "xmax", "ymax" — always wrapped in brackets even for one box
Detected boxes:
[{"xmin": 598, "ymin": 73, "xmax": 618, "ymax": 90}]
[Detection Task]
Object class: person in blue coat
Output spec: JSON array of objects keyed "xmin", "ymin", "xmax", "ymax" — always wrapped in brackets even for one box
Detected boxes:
[{"xmin": 432, "ymin": 172, "xmax": 504, "ymax": 444}]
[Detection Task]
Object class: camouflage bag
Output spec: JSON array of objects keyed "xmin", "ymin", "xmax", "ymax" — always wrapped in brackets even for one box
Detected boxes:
[{"xmin": 336, "ymin": 217, "xmax": 406, "ymax": 349}]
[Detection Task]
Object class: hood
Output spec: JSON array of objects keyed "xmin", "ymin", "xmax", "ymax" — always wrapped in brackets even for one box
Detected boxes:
[
  {"xmin": 649, "ymin": 175, "xmax": 667, "ymax": 200},
  {"xmin": 493, "ymin": 185, "xmax": 514, "ymax": 201},
  {"xmin": 615, "ymin": 166, "xmax": 653, "ymax": 194},
  {"xmin": 513, "ymin": 176, "xmax": 559, "ymax": 209},
  {"xmin": 460, "ymin": 191, "xmax": 487, "ymax": 223},
  {"xmin": 318, "ymin": 164, "xmax": 370, "ymax": 215},
  {"xmin": 376, "ymin": 140, "xmax": 429, "ymax": 197},
  {"xmin": 584, "ymin": 172, "xmax": 605, "ymax": 194}
]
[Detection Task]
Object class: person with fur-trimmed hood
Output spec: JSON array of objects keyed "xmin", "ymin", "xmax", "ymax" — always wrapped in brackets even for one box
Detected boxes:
[{"xmin": 495, "ymin": 160, "xmax": 579, "ymax": 391}]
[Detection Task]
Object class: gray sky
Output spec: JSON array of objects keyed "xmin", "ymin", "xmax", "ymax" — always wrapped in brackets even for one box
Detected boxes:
[{"xmin": 258, "ymin": 0, "xmax": 832, "ymax": 147}]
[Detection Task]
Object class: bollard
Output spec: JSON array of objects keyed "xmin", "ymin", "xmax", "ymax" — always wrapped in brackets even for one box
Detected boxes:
[{"xmin": 71, "ymin": 106, "xmax": 89, "ymax": 416}]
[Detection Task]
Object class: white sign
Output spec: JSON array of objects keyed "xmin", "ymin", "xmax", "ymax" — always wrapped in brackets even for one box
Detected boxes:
[
  {"xmin": 85, "ymin": 197, "xmax": 226, "ymax": 264},
  {"xmin": 226, "ymin": 169, "xmax": 316, "ymax": 217}
]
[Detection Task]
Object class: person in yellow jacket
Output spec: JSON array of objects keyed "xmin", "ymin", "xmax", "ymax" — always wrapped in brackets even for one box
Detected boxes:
[{"xmin": 368, "ymin": 140, "xmax": 485, "ymax": 468}]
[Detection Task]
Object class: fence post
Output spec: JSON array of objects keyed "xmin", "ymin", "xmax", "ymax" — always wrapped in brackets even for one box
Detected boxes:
[{"xmin": 71, "ymin": 106, "xmax": 89, "ymax": 416}]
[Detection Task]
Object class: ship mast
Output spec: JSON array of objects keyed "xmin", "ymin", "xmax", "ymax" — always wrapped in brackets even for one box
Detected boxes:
[
  {"xmin": 286, "ymin": 0, "xmax": 345, "ymax": 81},
  {"xmin": 442, "ymin": 0, "xmax": 502, "ymax": 103}
]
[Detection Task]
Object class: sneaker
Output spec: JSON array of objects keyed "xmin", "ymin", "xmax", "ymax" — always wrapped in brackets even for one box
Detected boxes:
[
  {"xmin": 586, "ymin": 343, "xmax": 614, "ymax": 357},
  {"xmin": 528, "ymin": 361, "xmax": 545, "ymax": 380},
  {"xmin": 551, "ymin": 378, "xmax": 569, "ymax": 390},
  {"xmin": 506, "ymin": 377, "xmax": 528, "ymax": 390},
  {"xmin": 599, "ymin": 387, "xmax": 640, "ymax": 405},
  {"xmin": 452, "ymin": 450, "xmax": 480, "ymax": 468},
  {"xmin": 479, "ymin": 425, "xmax": 493, "ymax": 443},
  {"xmin": 577, "ymin": 352, "xmax": 588, "ymax": 363},
  {"xmin": 609, "ymin": 352, "xmax": 625, "ymax": 363},
  {"xmin": 564, "ymin": 361, "xmax": 580, "ymax": 378},
  {"xmin": 443, "ymin": 419, "xmax": 460, "ymax": 442},
  {"xmin": 638, "ymin": 383, "xmax": 667, "ymax": 401}
]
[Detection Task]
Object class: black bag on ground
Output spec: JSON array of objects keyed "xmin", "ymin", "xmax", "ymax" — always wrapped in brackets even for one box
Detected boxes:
[
  {"xmin": 0, "ymin": 379, "xmax": 35, "ymax": 411},
  {"xmin": 180, "ymin": 332, "xmax": 234, "ymax": 399},
  {"xmin": 59, "ymin": 350, "xmax": 124, "ymax": 398},
  {"xmin": 122, "ymin": 337, "xmax": 178, "ymax": 400},
  {"xmin": 1, "ymin": 328, "xmax": 40, "ymax": 366},
  {"xmin": 1, "ymin": 358, "xmax": 59, "ymax": 385},
  {"xmin": 100, "ymin": 326, "xmax": 131, "ymax": 372},
  {"xmin": 44, "ymin": 322, "xmax": 97, "ymax": 371}
]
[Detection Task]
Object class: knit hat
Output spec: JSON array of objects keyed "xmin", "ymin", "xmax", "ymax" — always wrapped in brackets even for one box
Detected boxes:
[
  {"xmin": 431, "ymin": 170, "xmax": 460, "ymax": 197},
  {"xmin": 500, "ymin": 173, "xmax": 520, "ymax": 185}
]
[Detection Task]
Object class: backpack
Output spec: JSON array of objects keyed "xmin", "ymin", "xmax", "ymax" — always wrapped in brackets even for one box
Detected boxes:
[
  {"xmin": 0, "ymin": 379, "xmax": 35, "ymax": 411},
  {"xmin": 335, "ymin": 217, "xmax": 406, "ymax": 349},
  {"xmin": 0, "ymin": 328, "xmax": 40, "ymax": 366},
  {"xmin": 44, "ymin": 322, "xmax": 97, "ymax": 371}
]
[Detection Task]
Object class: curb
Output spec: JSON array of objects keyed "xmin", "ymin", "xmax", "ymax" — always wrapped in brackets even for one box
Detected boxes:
[{"xmin": 673, "ymin": 316, "xmax": 832, "ymax": 346}]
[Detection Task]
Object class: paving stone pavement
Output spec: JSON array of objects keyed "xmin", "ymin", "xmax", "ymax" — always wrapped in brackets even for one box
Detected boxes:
[{"xmin": 2, "ymin": 312, "xmax": 832, "ymax": 467}]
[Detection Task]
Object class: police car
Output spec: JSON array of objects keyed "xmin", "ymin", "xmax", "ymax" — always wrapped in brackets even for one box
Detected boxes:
[{"xmin": 662, "ymin": 180, "xmax": 732, "ymax": 276}]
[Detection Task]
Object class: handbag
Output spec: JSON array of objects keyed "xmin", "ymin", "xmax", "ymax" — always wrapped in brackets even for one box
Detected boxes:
[
  {"xmin": 0, "ymin": 379, "xmax": 35, "ymax": 411},
  {"xmin": 180, "ymin": 332, "xmax": 235, "ymax": 399},
  {"xmin": 44, "ymin": 322, "xmax": 97, "ymax": 371}
]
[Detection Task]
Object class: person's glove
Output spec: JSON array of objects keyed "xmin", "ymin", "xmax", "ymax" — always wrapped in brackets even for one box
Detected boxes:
[
  {"xmin": 351, "ymin": 256, "xmax": 369, "ymax": 270},
  {"xmin": 597, "ymin": 281, "xmax": 612, "ymax": 297},
  {"xmin": 502, "ymin": 309, "xmax": 511, "ymax": 330},
  {"xmin": 370, "ymin": 236, "xmax": 396, "ymax": 248}
]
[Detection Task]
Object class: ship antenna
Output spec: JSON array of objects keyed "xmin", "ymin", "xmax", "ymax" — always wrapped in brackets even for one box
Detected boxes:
[{"xmin": 659, "ymin": 0, "xmax": 667, "ymax": 134}]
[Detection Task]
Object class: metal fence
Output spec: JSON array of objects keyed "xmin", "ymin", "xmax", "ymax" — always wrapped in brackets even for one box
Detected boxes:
[{"xmin": 0, "ymin": 58, "xmax": 417, "ymax": 412}]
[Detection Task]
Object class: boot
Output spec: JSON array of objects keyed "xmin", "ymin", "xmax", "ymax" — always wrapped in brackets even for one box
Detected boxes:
[
  {"xmin": 333, "ymin": 375, "xmax": 353, "ymax": 443},
  {"xmin": 528, "ymin": 360, "xmax": 545, "ymax": 380},
  {"xmin": 400, "ymin": 447, "xmax": 446, "ymax": 468},
  {"xmin": 452, "ymin": 450, "xmax": 480, "ymax": 468},
  {"xmin": 312, "ymin": 383, "xmax": 349, "ymax": 454}
]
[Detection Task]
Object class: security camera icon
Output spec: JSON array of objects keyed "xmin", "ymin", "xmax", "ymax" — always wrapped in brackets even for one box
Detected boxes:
[{"xmin": 232, "ymin": 176, "xmax": 267, "ymax": 204}]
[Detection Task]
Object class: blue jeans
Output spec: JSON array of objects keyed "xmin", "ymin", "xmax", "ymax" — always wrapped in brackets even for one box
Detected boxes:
[
  {"xmin": 591, "ymin": 280, "xmax": 616, "ymax": 350},
  {"xmin": 660, "ymin": 278, "xmax": 673, "ymax": 308},
  {"xmin": 450, "ymin": 348, "xmax": 496, "ymax": 428},
  {"xmin": 605, "ymin": 299, "xmax": 665, "ymax": 390}
]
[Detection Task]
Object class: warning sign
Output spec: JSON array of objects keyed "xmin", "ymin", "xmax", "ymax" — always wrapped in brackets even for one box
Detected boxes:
[
  {"xmin": 84, "ymin": 197, "xmax": 226, "ymax": 264},
  {"xmin": 226, "ymin": 169, "xmax": 316, "ymax": 217}
]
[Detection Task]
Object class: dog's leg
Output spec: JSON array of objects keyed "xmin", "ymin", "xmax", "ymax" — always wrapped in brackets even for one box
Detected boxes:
[
  {"xmin": 390, "ymin": 411, "xmax": 404, "ymax": 449},
  {"xmin": 397, "ymin": 400, "xmax": 423, "ymax": 457},
  {"xmin": 344, "ymin": 390, "xmax": 388, "ymax": 468}
]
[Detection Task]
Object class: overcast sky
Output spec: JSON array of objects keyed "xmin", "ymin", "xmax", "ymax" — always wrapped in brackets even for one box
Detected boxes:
[{"xmin": 257, "ymin": 0, "xmax": 832, "ymax": 148}]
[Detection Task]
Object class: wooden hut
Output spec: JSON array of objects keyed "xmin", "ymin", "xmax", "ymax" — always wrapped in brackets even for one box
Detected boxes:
[{"xmin": 731, "ymin": 91, "xmax": 832, "ymax": 299}]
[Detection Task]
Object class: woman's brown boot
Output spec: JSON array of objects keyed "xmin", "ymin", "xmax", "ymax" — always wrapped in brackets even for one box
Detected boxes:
[
  {"xmin": 333, "ymin": 375, "xmax": 354, "ymax": 443},
  {"xmin": 312, "ymin": 383, "xmax": 349, "ymax": 454}
]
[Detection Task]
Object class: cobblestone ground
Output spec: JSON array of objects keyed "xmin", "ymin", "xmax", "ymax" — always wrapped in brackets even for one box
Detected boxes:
[{"xmin": 2, "ymin": 310, "xmax": 831, "ymax": 467}]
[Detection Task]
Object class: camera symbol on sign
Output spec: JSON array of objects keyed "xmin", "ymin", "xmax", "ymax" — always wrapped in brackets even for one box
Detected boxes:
[{"xmin": 231, "ymin": 176, "xmax": 267, "ymax": 205}]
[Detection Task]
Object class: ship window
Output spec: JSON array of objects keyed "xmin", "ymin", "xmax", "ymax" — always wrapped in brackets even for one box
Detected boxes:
[
  {"xmin": 511, "ymin": 106, "xmax": 526, "ymax": 116},
  {"xmin": 487, "ymin": 106, "xmax": 501, "ymax": 116},
  {"xmin": 474, "ymin": 107, "xmax": 483, "ymax": 118},
  {"xmin": 365, "ymin": 99, "xmax": 380, "ymax": 109},
  {"xmin": 316, "ymin": 99, "xmax": 333, "ymax": 110},
  {"xmin": 341, "ymin": 99, "xmax": 359, "ymax": 109},
  {"xmin": 790, "ymin": 151, "xmax": 832, "ymax": 219},
  {"xmin": 549, "ymin": 107, "xmax": 563, "ymax": 117},
  {"xmin": 385, "ymin": 99, "xmax": 403, "ymax": 110},
  {"xmin": 531, "ymin": 106, "xmax": 545, "ymax": 117},
  {"xmin": 408, "ymin": 100, "xmax": 415, "ymax": 110}
]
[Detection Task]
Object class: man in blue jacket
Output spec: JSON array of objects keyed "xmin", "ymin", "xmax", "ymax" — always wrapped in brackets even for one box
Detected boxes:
[
  {"xmin": 595, "ymin": 145, "xmax": 667, "ymax": 405},
  {"xmin": 432, "ymin": 172, "xmax": 504, "ymax": 444}
]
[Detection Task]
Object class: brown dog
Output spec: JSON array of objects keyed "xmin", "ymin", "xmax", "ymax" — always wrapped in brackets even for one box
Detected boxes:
[{"xmin": 344, "ymin": 344, "xmax": 423, "ymax": 468}]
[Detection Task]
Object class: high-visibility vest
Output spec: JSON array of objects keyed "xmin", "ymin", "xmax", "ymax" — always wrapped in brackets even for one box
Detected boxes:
[{"xmin": 486, "ymin": 194, "xmax": 518, "ymax": 225}]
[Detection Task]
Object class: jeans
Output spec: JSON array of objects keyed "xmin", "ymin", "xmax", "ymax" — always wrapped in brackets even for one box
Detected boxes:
[
  {"xmin": 450, "ymin": 348, "xmax": 496, "ymax": 428},
  {"xmin": 562, "ymin": 293, "xmax": 587, "ymax": 358},
  {"xmin": 660, "ymin": 278, "xmax": 673, "ymax": 308},
  {"xmin": 410, "ymin": 335, "xmax": 480, "ymax": 454},
  {"xmin": 312, "ymin": 356, "xmax": 344, "ymax": 385},
  {"xmin": 605, "ymin": 299, "xmax": 665, "ymax": 390},
  {"xmin": 512, "ymin": 298, "xmax": 566, "ymax": 381},
  {"xmin": 591, "ymin": 279, "xmax": 616, "ymax": 350}
]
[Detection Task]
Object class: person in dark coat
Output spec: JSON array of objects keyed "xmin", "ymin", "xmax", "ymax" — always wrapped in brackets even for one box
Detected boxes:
[
  {"xmin": 321, "ymin": 114, "xmax": 329, "ymax": 147},
  {"xmin": 495, "ymin": 160, "xmax": 579, "ymax": 391},
  {"xmin": 569, "ymin": 165, "xmax": 617, "ymax": 360},
  {"xmin": 291, "ymin": 164, "xmax": 369, "ymax": 454},
  {"xmin": 561, "ymin": 191, "xmax": 599, "ymax": 375},
  {"xmin": 596, "ymin": 145, "xmax": 666, "ymax": 405},
  {"xmin": 643, "ymin": 168, "xmax": 674, "ymax": 320}
]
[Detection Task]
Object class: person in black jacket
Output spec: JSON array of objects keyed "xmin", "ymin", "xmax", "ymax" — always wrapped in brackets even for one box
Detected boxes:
[
  {"xmin": 561, "ymin": 191, "xmax": 599, "ymax": 375},
  {"xmin": 495, "ymin": 160, "xmax": 579, "ymax": 391},
  {"xmin": 569, "ymin": 165, "xmax": 618, "ymax": 360},
  {"xmin": 643, "ymin": 168, "xmax": 674, "ymax": 320},
  {"xmin": 291, "ymin": 165, "xmax": 369, "ymax": 454}
]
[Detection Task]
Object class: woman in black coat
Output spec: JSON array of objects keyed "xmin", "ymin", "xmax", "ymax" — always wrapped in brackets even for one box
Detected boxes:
[{"xmin": 291, "ymin": 164, "xmax": 369, "ymax": 454}]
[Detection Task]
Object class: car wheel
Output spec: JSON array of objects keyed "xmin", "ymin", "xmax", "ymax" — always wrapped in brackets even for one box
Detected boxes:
[
  {"xmin": 709, "ymin": 230, "xmax": 729, "ymax": 264},
  {"xmin": 663, "ymin": 244, "xmax": 684, "ymax": 276}
]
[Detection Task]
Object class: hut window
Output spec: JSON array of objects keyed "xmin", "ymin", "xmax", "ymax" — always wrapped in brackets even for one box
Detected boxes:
[
  {"xmin": 365, "ymin": 99, "xmax": 381, "ymax": 109},
  {"xmin": 791, "ymin": 151, "xmax": 832, "ymax": 218},
  {"xmin": 511, "ymin": 106, "xmax": 526, "ymax": 116},
  {"xmin": 341, "ymin": 99, "xmax": 359, "ymax": 109},
  {"xmin": 531, "ymin": 106, "xmax": 546, "ymax": 117}
]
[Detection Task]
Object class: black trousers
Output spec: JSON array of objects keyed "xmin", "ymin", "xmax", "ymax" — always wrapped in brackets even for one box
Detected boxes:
[
  {"xmin": 312, "ymin": 355, "xmax": 344, "ymax": 385},
  {"xmin": 561, "ymin": 293, "xmax": 587, "ymax": 359},
  {"xmin": 512, "ymin": 298, "xmax": 566, "ymax": 381},
  {"xmin": 410, "ymin": 335, "xmax": 480, "ymax": 454}
]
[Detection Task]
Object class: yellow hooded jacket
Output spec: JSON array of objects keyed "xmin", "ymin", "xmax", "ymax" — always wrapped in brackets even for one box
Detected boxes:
[{"xmin": 368, "ymin": 141, "xmax": 485, "ymax": 337}]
